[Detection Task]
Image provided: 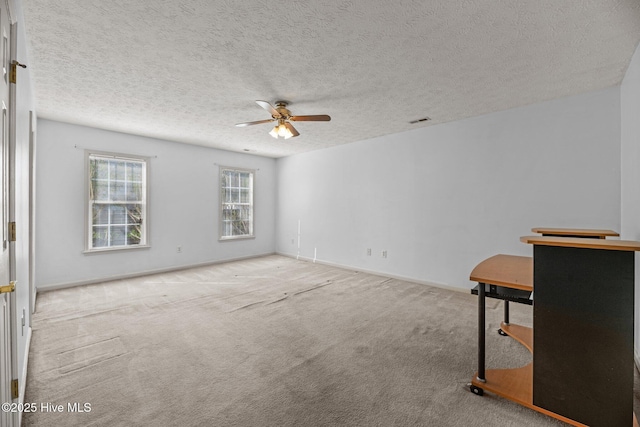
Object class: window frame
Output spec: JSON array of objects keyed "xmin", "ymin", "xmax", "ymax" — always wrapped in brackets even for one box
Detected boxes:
[
  {"xmin": 84, "ymin": 150, "xmax": 150, "ymax": 253},
  {"xmin": 219, "ymin": 166, "xmax": 255, "ymax": 241}
]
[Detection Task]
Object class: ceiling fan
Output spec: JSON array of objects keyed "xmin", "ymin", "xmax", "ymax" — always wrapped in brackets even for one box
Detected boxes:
[{"xmin": 236, "ymin": 100, "xmax": 331, "ymax": 139}]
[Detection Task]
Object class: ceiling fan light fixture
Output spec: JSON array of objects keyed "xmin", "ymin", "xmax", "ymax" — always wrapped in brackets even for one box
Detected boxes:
[
  {"xmin": 270, "ymin": 122, "xmax": 293, "ymax": 139},
  {"xmin": 280, "ymin": 124, "xmax": 293, "ymax": 139}
]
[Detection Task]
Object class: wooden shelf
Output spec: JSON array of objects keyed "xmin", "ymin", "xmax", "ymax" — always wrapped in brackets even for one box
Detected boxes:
[
  {"xmin": 471, "ymin": 364, "xmax": 593, "ymax": 426},
  {"xmin": 500, "ymin": 322, "xmax": 532, "ymax": 353},
  {"xmin": 531, "ymin": 227, "xmax": 619, "ymax": 238},
  {"xmin": 520, "ymin": 235, "xmax": 640, "ymax": 251},
  {"xmin": 469, "ymin": 254, "xmax": 532, "ymax": 291},
  {"xmin": 472, "ymin": 364, "xmax": 637, "ymax": 426},
  {"xmin": 473, "ymin": 364, "xmax": 532, "ymax": 409}
]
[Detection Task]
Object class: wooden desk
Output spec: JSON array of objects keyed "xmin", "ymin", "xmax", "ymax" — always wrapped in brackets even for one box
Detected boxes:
[
  {"xmin": 471, "ymin": 243, "xmax": 640, "ymax": 426},
  {"xmin": 531, "ymin": 227, "xmax": 619, "ymax": 239}
]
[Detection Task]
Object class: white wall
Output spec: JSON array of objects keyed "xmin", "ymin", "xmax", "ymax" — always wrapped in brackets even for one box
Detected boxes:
[
  {"xmin": 35, "ymin": 119, "xmax": 276, "ymax": 289},
  {"xmin": 276, "ymin": 87, "xmax": 621, "ymax": 289},
  {"xmin": 621, "ymin": 41, "xmax": 640, "ymax": 362}
]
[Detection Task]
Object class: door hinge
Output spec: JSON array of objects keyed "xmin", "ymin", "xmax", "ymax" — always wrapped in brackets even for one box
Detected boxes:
[
  {"xmin": 0, "ymin": 281, "xmax": 15, "ymax": 294},
  {"xmin": 8, "ymin": 221, "xmax": 15, "ymax": 241},
  {"xmin": 9, "ymin": 61, "xmax": 27, "ymax": 84},
  {"xmin": 11, "ymin": 379, "xmax": 18, "ymax": 399}
]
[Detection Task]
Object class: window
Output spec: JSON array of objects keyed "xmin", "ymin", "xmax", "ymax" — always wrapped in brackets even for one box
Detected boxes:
[
  {"xmin": 220, "ymin": 167, "xmax": 254, "ymax": 240},
  {"xmin": 86, "ymin": 152, "xmax": 148, "ymax": 251}
]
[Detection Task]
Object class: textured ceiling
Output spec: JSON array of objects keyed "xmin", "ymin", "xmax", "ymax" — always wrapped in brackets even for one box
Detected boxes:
[{"xmin": 21, "ymin": 0, "xmax": 640, "ymax": 158}]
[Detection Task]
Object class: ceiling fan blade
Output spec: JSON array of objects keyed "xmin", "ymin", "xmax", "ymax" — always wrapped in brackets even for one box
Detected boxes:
[
  {"xmin": 256, "ymin": 100, "xmax": 281, "ymax": 118},
  {"xmin": 289, "ymin": 115, "xmax": 331, "ymax": 122},
  {"xmin": 235, "ymin": 119, "xmax": 275, "ymax": 127},
  {"xmin": 284, "ymin": 122, "xmax": 300, "ymax": 137}
]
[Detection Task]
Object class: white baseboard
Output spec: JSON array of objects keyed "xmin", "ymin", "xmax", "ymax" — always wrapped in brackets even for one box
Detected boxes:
[
  {"xmin": 36, "ymin": 252, "xmax": 276, "ymax": 292},
  {"xmin": 276, "ymin": 251, "xmax": 469, "ymax": 294},
  {"xmin": 18, "ymin": 326, "xmax": 32, "ymax": 427}
]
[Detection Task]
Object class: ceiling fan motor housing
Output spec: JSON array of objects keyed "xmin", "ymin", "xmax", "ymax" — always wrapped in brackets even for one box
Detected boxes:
[{"xmin": 275, "ymin": 101, "xmax": 291, "ymax": 119}]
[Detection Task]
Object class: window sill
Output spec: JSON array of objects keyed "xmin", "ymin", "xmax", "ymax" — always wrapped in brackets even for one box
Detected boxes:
[
  {"xmin": 218, "ymin": 236, "xmax": 255, "ymax": 242},
  {"xmin": 83, "ymin": 245, "xmax": 151, "ymax": 255}
]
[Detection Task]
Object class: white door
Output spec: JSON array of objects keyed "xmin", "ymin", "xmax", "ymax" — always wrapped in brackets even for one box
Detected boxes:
[{"xmin": 0, "ymin": 0, "xmax": 14, "ymax": 425}]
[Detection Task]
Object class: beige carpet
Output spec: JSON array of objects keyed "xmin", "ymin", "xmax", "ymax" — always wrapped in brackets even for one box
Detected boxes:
[{"xmin": 23, "ymin": 255, "xmax": 601, "ymax": 426}]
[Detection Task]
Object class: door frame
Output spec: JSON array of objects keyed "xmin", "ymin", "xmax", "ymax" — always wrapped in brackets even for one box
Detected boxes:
[{"xmin": 1, "ymin": 0, "xmax": 18, "ymax": 425}]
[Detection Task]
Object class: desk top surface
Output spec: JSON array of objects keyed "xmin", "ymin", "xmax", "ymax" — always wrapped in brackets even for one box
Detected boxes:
[
  {"xmin": 521, "ymin": 235, "xmax": 640, "ymax": 251},
  {"xmin": 470, "ymin": 254, "xmax": 533, "ymax": 291},
  {"xmin": 531, "ymin": 227, "xmax": 619, "ymax": 237}
]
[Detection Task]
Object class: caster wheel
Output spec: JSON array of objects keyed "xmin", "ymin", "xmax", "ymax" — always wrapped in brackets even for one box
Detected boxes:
[
  {"xmin": 498, "ymin": 328, "xmax": 508, "ymax": 336},
  {"xmin": 470, "ymin": 385, "xmax": 484, "ymax": 396}
]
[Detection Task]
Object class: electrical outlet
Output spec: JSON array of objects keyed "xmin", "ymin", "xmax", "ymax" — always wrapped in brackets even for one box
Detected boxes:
[
  {"xmin": 367, "ymin": 248, "xmax": 371, "ymax": 256},
  {"xmin": 382, "ymin": 250, "xmax": 387, "ymax": 258},
  {"xmin": 177, "ymin": 245, "xmax": 182, "ymax": 253}
]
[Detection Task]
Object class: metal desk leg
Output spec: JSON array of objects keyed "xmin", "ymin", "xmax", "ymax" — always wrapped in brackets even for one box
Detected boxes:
[
  {"xmin": 497, "ymin": 300, "xmax": 510, "ymax": 336},
  {"xmin": 504, "ymin": 300, "xmax": 509, "ymax": 325},
  {"xmin": 477, "ymin": 282, "xmax": 486, "ymax": 382}
]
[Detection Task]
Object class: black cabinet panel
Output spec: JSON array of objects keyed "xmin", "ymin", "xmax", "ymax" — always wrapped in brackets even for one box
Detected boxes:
[{"xmin": 533, "ymin": 245, "xmax": 633, "ymax": 427}]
